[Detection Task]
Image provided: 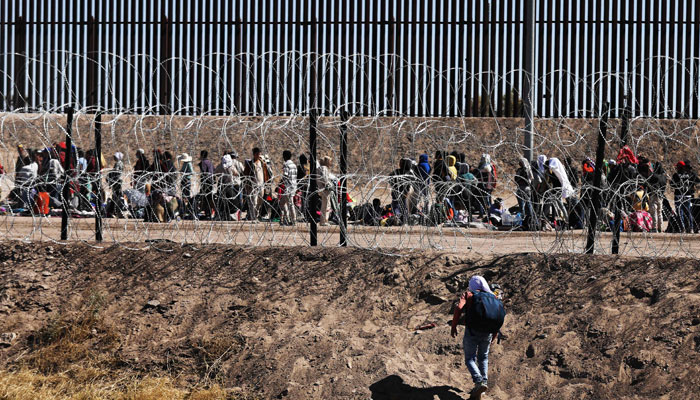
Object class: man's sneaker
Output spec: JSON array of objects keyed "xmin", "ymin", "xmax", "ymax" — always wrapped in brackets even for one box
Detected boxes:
[{"xmin": 469, "ymin": 381, "xmax": 488, "ymax": 399}]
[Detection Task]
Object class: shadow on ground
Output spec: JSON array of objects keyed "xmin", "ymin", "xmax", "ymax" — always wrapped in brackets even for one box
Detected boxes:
[{"xmin": 369, "ymin": 375, "xmax": 465, "ymax": 400}]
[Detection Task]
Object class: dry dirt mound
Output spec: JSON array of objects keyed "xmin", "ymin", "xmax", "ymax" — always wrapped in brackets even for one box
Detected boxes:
[{"xmin": 1, "ymin": 241, "xmax": 699, "ymax": 399}]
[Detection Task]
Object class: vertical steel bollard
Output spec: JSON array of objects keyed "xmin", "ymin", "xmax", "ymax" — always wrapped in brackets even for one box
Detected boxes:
[
  {"xmin": 339, "ymin": 110, "xmax": 348, "ymax": 247},
  {"xmin": 586, "ymin": 102, "xmax": 609, "ymax": 254},
  {"xmin": 61, "ymin": 106, "xmax": 74, "ymax": 241},
  {"xmin": 95, "ymin": 112, "xmax": 103, "ymax": 242}
]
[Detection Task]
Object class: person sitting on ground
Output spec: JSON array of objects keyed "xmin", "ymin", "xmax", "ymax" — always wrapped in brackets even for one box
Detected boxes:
[
  {"xmin": 451, "ymin": 276, "xmax": 506, "ymax": 399},
  {"xmin": 365, "ymin": 198, "xmax": 384, "ymax": 226},
  {"xmin": 488, "ymin": 197, "xmax": 506, "ymax": 226},
  {"xmin": 627, "ymin": 184, "xmax": 652, "ymax": 232},
  {"xmin": 446, "ymin": 155, "xmax": 458, "ymax": 181},
  {"xmin": 44, "ymin": 148, "xmax": 65, "ymax": 207},
  {"xmin": 13, "ymin": 149, "xmax": 39, "ymax": 209}
]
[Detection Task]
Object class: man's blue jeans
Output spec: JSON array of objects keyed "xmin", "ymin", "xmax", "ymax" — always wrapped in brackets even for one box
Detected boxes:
[
  {"xmin": 676, "ymin": 196, "xmax": 694, "ymax": 233},
  {"xmin": 463, "ymin": 330, "xmax": 492, "ymax": 384}
]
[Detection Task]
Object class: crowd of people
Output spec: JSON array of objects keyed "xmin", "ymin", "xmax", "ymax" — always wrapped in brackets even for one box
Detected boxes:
[
  {"xmin": 2, "ymin": 142, "xmax": 698, "ymax": 233},
  {"xmin": 3, "ymin": 144, "xmax": 321, "ymax": 225}
]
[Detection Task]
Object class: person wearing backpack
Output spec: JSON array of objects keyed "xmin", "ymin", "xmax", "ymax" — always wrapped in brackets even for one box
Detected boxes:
[{"xmin": 451, "ymin": 276, "xmax": 506, "ymax": 398}]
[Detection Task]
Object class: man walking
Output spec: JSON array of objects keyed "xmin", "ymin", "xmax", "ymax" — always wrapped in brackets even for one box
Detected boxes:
[{"xmin": 451, "ymin": 276, "xmax": 506, "ymax": 399}]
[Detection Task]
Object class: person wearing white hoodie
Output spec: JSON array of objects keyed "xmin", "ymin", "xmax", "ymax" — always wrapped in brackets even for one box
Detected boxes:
[
  {"xmin": 546, "ymin": 157, "xmax": 575, "ymax": 226},
  {"xmin": 215, "ymin": 154, "xmax": 244, "ymax": 221},
  {"xmin": 279, "ymin": 150, "xmax": 298, "ymax": 225}
]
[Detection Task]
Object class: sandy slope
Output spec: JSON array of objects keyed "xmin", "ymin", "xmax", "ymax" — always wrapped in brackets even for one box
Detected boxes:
[{"xmin": 1, "ymin": 241, "xmax": 699, "ymax": 399}]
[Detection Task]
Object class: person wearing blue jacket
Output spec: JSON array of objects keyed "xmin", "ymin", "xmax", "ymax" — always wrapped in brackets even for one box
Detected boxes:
[{"xmin": 417, "ymin": 154, "xmax": 432, "ymax": 214}]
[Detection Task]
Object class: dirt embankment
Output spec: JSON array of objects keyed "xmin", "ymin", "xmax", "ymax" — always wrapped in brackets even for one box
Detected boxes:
[{"xmin": 1, "ymin": 242, "xmax": 700, "ymax": 399}]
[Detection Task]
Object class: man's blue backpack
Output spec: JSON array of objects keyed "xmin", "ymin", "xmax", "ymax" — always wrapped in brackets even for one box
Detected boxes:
[{"xmin": 466, "ymin": 290, "xmax": 506, "ymax": 334}]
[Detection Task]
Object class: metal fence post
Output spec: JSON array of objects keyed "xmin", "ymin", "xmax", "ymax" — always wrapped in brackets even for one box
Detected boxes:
[
  {"xmin": 523, "ymin": 0, "xmax": 535, "ymax": 162},
  {"xmin": 159, "ymin": 15, "xmax": 172, "ymax": 115},
  {"xmin": 86, "ymin": 16, "xmax": 99, "ymax": 109},
  {"xmin": 309, "ymin": 110, "xmax": 318, "ymax": 246},
  {"xmin": 13, "ymin": 15, "xmax": 27, "ymax": 109},
  {"xmin": 61, "ymin": 106, "xmax": 74, "ymax": 241},
  {"xmin": 339, "ymin": 109, "xmax": 349, "ymax": 247},
  {"xmin": 309, "ymin": 15, "xmax": 318, "ymax": 246},
  {"xmin": 586, "ymin": 102, "xmax": 609, "ymax": 254},
  {"xmin": 94, "ymin": 112, "xmax": 103, "ymax": 242}
]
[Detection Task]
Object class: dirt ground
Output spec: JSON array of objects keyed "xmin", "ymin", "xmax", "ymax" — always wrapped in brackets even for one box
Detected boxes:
[
  {"xmin": 1, "ymin": 241, "xmax": 699, "ymax": 399},
  {"xmin": 5, "ymin": 215, "xmax": 700, "ymax": 257}
]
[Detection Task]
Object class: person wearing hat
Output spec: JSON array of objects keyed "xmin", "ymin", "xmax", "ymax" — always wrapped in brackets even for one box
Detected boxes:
[{"xmin": 177, "ymin": 153, "xmax": 194, "ymax": 219}]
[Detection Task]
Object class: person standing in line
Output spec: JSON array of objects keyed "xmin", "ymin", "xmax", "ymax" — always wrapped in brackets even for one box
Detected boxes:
[
  {"xmin": 215, "ymin": 154, "xmax": 235, "ymax": 221},
  {"xmin": 477, "ymin": 154, "xmax": 496, "ymax": 219},
  {"xmin": 106, "ymin": 152, "xmax": 124, "ymax": 216},
  {"xmin": 317, "ymin": 156, "xmax": 335, "ymax": 226},
  {"xmin": 297, "ymin": 154, "xmax": 310, "ymax": 222},
  {"xmin": 280, "ymin": 150, "xmax": 298, "ymax": 226},
  {"xmin": 515, "ymin": 157, "xmax": 536, "ymax": 230},
  {"xmin": 198, "ymin": 150, "xmax": 215, "ymax": 220},
  {"xmin": 14, "ymin": 149, "xmax": 39, "ymax": 209},
  {"xmin": 243, "ymin": 147, "xmax": 272, "ymax": 222},
  {"xmin": 228, "ymin": 151, "xmax": 245, "ymax": 220},
  {"xmin": 416, "ymin": 154, "xmax": 432, "ymax": 214},
  {"xmin": 177, "ymin": 153, "xmax": 194, "ymax": 219},
  {"xmin": 133, "ymin": 148, "xmax": 149, "ymax": 191},
  {"xmin": 647, "ymin": 161, "xmax": 667, "ymax": 233}
]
